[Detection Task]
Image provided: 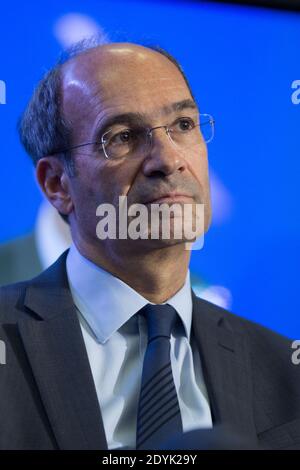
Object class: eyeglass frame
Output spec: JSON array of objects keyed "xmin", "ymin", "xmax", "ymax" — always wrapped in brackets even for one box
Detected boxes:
[{"xmin": 52, "ymin": 113, "xmax": 215, "ymax": 159}]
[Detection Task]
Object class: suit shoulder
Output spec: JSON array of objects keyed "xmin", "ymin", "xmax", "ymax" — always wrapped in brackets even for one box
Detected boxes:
[
  {"xmin": 226, "ymin": 307, "xmax": 292, "ymax": 348},
  {"xmin": 194, "ymin": 296, "xmax": 295, "ymax": 379},
  {"xmin": 194, "ymin": 294, "xmax": 292, "ymax": 347},
  {"xmin": 0, "ymin": 250, "xmax": 69, "ymax": 324},
  {"xmin": 0, "ymin": 281, "xmax": 28, "ymax": 322}
]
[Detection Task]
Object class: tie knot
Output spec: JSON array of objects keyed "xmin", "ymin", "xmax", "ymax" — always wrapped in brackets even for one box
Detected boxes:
[{"xmin": 139, "ymin": 303, "xmax": 178, "ymax": 343}]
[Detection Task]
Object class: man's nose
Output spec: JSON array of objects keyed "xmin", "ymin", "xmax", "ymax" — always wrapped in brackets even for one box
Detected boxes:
[{"xmin": 142, "ymin": 127, "xmax": 187, "ymax": 177}]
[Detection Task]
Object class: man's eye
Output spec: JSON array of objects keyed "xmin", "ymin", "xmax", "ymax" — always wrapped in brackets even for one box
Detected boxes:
[
  {"xmin": 174, "ymin": 118, "xmax": 195, "ymax": 132},
  {"xmin": 110, "ymin": 129, "xmax": 133, "ymax": 144}
]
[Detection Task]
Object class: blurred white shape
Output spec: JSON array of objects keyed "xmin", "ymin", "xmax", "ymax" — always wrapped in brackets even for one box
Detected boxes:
[
  {"xmin": 209, "ymin": 169, "xmax": 233, "ymax": 225},
  {"xmin": 193, "ymin": 284, "xmax": 232, "ymax": 310},
  {"xmin": 0, "ymin": 80, "xmax": 6, "ymax": 104},
  {"xmin": 53, "ymin": 13, "xmax": 107, "ymax": 48},
  {"xmin": 35, "ymin": 199, "xmax": 72, "ymax": 269},
  {"xmin": 0, "ymin": 339, "xmax": 6, "ymax": 365}
]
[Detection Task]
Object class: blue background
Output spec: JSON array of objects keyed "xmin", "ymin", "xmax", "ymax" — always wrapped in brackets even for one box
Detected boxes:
[{"xmin": 0, "ymin": 0, "xmax": 299, "ymax": 337}]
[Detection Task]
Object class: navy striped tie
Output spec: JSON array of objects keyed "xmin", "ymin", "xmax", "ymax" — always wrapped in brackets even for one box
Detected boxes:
[{"xmin": 136, "ymin": 303, "xmax": 183, "ymax": 450}]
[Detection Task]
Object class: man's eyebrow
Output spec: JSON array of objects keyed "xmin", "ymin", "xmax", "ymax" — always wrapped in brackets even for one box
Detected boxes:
[
  {"xmin": 160, "ymin": 99, "xmax": 198, "ymax": 115},
  {"xmin": 96, "ymin": 99, "xmax": 199, "ymax": 136}
]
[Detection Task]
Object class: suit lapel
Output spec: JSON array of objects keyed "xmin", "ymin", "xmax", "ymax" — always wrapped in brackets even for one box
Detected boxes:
[
  {"xmin": 17, "ymin": 251, "xmax": 107, "ymax": 450},
  {"xmin": 191, "ymin": 291, "xmax": 257, "ymax": 440}
]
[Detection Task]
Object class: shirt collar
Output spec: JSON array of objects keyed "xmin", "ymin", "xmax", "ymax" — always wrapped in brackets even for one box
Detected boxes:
[{"xmin": 66, "ymin": 243, "xmax": 193, "ymax": 344}]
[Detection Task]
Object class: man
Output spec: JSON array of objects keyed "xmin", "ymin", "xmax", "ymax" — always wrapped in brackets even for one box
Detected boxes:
[{"xmin": 0, "ymin": 38, "xmax": 300, "ymax": 450}]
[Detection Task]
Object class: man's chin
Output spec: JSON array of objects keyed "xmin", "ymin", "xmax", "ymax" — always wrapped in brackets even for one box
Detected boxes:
[{"xmin": 122, "ymin": 234, "xmax": 197, "ymax": 252}]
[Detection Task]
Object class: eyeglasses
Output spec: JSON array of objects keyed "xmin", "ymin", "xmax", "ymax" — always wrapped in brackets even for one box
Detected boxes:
[{"xmin": 54, "ymin": 113, "xmax": 215, "ymax": 160}]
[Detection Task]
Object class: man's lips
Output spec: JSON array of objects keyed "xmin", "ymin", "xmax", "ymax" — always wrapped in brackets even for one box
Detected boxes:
[{"xmin": 144, "ymin": 193, "xmax": 194, "ymax": 204}]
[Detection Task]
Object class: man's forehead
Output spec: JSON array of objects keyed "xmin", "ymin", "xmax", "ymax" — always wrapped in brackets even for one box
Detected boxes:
[
  {"xmin": 61, "ymin": 43, "xmax": 193, "ymax": 124},
  {"xmin": 102, "ymin": 97, "xmax": 197, "ymax": 120},
  {"xmin": 97, "ymin": 82, "xmax": 193, "ymax": 116},
  {"xmin": 61, "ymin": 42, "xmax": 189, "ymax": 98}
]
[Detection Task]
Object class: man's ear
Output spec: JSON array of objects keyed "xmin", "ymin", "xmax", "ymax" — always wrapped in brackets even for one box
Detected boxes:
[{"xmin": 36, "ymin": 156, "xmax": 74, "ymax": 217}]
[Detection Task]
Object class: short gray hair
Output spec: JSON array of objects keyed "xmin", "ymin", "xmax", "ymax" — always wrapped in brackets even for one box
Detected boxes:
[{"xmin": 18, "ymin": 36, "xmax": 110, "ymax": 177}]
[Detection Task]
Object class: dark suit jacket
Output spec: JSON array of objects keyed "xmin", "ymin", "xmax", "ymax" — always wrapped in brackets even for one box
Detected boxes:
[{"xmin": 0, "ymin": 250, "xmax": 300, "ymax": 450}]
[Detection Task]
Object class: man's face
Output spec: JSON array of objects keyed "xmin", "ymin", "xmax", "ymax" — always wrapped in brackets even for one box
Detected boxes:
[{"xmin": 61, "ymin": 43, "xmax": 212, "ymax": 253}]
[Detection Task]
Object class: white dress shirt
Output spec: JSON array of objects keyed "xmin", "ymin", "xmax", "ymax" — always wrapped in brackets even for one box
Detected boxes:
[{"xmin": 66, "ymin": 243, "xmax": 212, "ymax": 449}]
